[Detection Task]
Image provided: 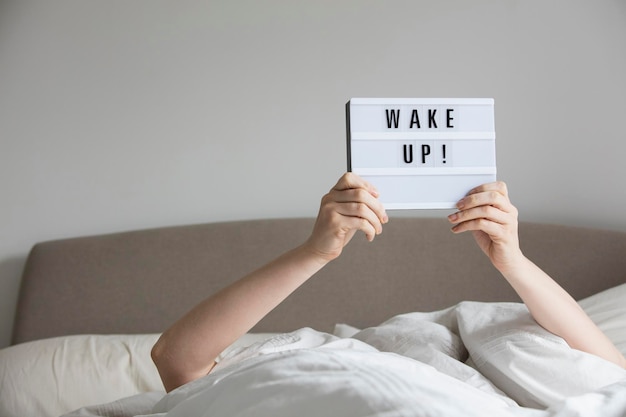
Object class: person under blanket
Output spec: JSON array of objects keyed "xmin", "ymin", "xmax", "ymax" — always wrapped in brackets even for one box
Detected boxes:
[{"xmin": 151, "ymin": 173, "xmax": 626, "ymax": 392}]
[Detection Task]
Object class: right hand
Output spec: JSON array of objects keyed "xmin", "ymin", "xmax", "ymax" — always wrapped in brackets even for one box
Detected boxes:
[
  {"xmin": 304, "ymin": 173, "xmax": 388, "ymax": 263},
  {"xmin": 448, "ymin": 181, "xmax": 523, "ymax": 273}
]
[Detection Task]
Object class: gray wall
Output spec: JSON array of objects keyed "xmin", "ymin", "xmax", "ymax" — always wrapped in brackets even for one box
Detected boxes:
[{"xmin": 1, "ymin": 0, "xmax": 625, "ymax": 348}]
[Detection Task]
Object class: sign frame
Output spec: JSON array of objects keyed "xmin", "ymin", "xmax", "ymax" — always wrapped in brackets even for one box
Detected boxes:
[{"xmin": 346, "ymin": 98, "xmax": 496, "ymax": 210}]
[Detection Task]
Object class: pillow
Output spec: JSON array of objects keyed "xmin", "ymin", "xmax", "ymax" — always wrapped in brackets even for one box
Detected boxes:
[
  {"xmin": 0, "ymin": 332, "xmax": 278, "ymax": 417},
  {"xmin": 351, "ymin": 306, "xmax": 467, "ymax": 361},
  {"xmin": 350, "ymin": 308, "xmax": 518, "ymax": 406},
  {"xmin": 332, "ymin": 323, "xmax": 361, "ymax": 338},
  {"xmin": 578, "ymin": 283, "xmax": 626, "ymax": 356},
  {"xmin": 0, "ymin": 334, "xmax": 162, "ymax": 417},
  {"xmin": 457, "ymin": 301, "xmax": 626, "ymax": 409}
]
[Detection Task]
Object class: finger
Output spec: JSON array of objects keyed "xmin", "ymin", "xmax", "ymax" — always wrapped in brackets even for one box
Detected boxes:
[
  {"xmin": 330, "ymin": 187, "xmax": 388, "ymax": 227},
  {"xmin": 319, "ymin": 204, "xmax": 378, "ymax": 242},
  {"xmin": 333, "ymin": 172, "xmax": 380, "ymax": 198},
  {"xmin": 451, "ymin": 214, "xmax": 518, "ymax": 250},
  {"xmin": 464, "ymin": 181, "xmax": 509, "ymax": 199},
  {"xmin": 456, "ymin": 187, "xmax": 514, "ymax": 214},
  {"xmin": 448, "ymin": 203, "xmax": 510, "ymax": 226},
  {"xmin": 322, "ymin": 192, "xmax": 384, "ymax": 236},
  {"xmin": 450, "ymin": 217, "xmax": 504, "ymax": 236},
  {"xmin": 448, "ymin": 207, "xmax": 515, "ymax": 235},
  {"xmin": 341, "ymin": 215, "xmax": 377, "ymax": 242},
  {"xmin": 333, "ymin": 200, "xmax": 384, "ymax": 236},
  {"xmin": 449, "ymin": 196, "xmax": 515, "ymax": 227}
]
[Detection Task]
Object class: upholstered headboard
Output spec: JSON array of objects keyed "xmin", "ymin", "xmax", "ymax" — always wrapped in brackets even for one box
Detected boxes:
[{"xmin": 12, "ymin": 218, "xmax": 626, "ymax": 345}]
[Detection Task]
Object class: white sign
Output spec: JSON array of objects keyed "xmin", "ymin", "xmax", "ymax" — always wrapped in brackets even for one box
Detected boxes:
[{"xmin": 346, "ymin": 98, "xmax": 496, "ymax": 209}]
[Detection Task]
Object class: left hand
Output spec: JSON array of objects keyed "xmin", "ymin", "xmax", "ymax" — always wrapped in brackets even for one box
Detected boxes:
[
  {"xmin": 447, "ymin": 181, "xmax": 523, "ymax": 272},
  {"xmin": 304, "ymin": 173, "xmax": 388, "ymax": 263}
]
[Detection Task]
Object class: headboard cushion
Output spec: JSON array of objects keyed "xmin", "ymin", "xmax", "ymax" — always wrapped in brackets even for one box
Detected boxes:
[{"xmin": 12, "ymin": 218, "xmax": 626, "ymax": 344}]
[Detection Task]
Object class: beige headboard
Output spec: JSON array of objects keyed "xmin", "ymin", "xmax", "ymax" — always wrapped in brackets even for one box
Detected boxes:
[{"xmin": 12, "ymin": 218, "xmax": 626, "ymax": 345}]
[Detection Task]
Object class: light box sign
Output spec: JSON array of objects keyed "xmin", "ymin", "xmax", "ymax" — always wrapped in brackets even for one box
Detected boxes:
[{"xmin": 346, "ymin": 98, "xmax": 496, "ymax": 209}]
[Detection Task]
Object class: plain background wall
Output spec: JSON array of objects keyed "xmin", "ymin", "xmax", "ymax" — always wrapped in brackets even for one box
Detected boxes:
[{"xmin": 1, "ymin": 0, "xmax": 625, "ymax": 348}]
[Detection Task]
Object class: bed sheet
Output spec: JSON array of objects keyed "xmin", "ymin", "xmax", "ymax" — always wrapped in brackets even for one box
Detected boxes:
[{"xmin": 63, "ymin": 300, "xmax": 626, "ymax": 417}]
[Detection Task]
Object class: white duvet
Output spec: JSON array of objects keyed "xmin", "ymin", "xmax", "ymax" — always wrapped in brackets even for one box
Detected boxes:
[{"xmin": 64, "ymin": 301, "xmax": 626, "ymax": 417}]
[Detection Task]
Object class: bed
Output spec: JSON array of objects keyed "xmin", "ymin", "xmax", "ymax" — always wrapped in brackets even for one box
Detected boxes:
[{"xmin": 1, "ymin": 217, "xmax": 625, "ymax": 417}]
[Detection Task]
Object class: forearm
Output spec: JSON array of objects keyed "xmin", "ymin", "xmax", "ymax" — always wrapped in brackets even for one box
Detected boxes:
[
  {"xmin": 152, "ymin": 244, "xmax": 328, "ymax": 392},
  {"xmin": 449, "ymin": 181, "xmax": 625, "ymax": 369},
  {"xmin": 152, "ymin": 173, "xmax": 387, "ymax": 392},
  {"xmin": 498, "ymin": 256, "xmax": 626, "ymax": 368}
]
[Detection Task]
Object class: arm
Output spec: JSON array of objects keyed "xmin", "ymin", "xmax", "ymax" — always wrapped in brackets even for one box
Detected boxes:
[
  {"xmin": 151, "ymin": 173, "xmax": 388, "ymax": 392},
  {"xmin": 448, "ymin": 181, "xmax": 626, "ymax": 369}
]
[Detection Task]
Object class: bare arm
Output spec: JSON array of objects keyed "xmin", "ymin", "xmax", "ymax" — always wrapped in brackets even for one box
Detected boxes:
[
  {"xmin": 151, "ymin": 173, "xmax": 388, "ymax": 392},
  {"xmin": 448, "ymin": 182, "xmax": 626, "ymax": 369}
]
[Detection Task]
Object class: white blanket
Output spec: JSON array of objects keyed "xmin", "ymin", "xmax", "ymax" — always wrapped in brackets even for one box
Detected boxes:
[{"xmin": 64, "ymin": 301, "xmax": 626, "ymax": 417}]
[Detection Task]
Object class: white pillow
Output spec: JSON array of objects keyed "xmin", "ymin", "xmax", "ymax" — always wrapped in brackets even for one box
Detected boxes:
[
  {"xmin": 350, "ymin": 308, "xmax": 518, "ymax": 406},
  {"xmin": 332, "ymin": 323, "xmax": 361, "ymax": 338},
  {"xmin": 0, "ymin": 332, "xmax": 278, "ymax": 417},
  {"xmin": 0, "ymin": 334, "xmax": 162, "ymax": 417},
  {"xmin": 578, "ymin": 283, "xmax": 626, "ymax": 356},
  {"xmin": 457, "ymin": 301, "xmax": 626, "ymax": 409}
]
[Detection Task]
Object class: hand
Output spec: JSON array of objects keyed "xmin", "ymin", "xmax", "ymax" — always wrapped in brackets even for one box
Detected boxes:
[
  {"xmin": 447, "ymin": 181, "xmax": 523, "ymax": 272},
  {"xmin": 305, "ymin": 173, "xmax": 388, "ymax": 263}
]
